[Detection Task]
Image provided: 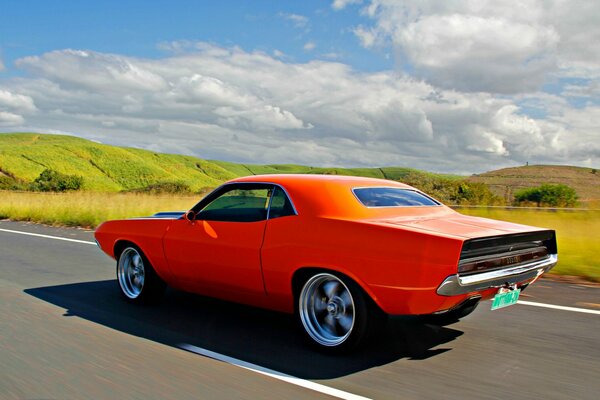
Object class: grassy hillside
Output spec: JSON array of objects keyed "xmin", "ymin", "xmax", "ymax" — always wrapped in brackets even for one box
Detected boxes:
[
  {"xmin": 2, "ymin": 133, "xmax": 597, "ymax": 207},
  {"xmin": 0, "ymin": 133, "xmax": 459, "ymax": 192},
  {"xmin": 469, "ymin": 165, "xmax": 600, "ymax": 207},
  {"xmin": 0, "ymin": 133, "xmax": 239, "ymax": 191}
]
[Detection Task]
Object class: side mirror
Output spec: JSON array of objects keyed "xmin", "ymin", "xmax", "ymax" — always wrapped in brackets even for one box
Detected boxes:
[{"xmin": 184, "ymin": 210, "xmax": 196, "ymax": 222}]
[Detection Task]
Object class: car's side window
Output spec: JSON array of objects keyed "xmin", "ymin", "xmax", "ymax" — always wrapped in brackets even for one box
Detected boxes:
[
  {"xmin": 268, "ymin": 187, "xmax": 295, "ymax": 219},
  {"xmin": 198, "ymin": 187, "xmax": 271, "ymax": 222}
]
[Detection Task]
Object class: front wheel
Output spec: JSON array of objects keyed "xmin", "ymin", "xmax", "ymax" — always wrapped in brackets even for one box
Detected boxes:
[
  {"xmin": 117, "ymin": 246, "xmax": 166, "ymax": 304},
  {"xmin": 297, "ymin": 272, "xmax": 381, "ymax": 353}
]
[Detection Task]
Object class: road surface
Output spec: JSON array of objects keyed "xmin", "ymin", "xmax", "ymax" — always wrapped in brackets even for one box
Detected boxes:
[{"xmin": 1, "ymin": 220, "xmax": 599, "ymax": 399}]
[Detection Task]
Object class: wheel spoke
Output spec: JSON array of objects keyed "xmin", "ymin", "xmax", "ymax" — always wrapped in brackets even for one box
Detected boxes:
[
  {"xmin": 133, "ymin": 254, "xmax": 141, "ymax": 269},
  {"xmin": 338, "ymin": 314, "xmax": 353, "ymax": 332},
  {"xmin": 340, "ymin": 290, "xmax": 351, "ymax": 307},
  {"xmin": 323, "ymin": 314, "xmax": 336, "ymax": 333},
  {"xmin": 322, "ymin": 280, "xmax": 340, "ymax": 299},
  {"xmin": 313, "ymin": 296, "xmax": 327, "ymax": 313}
]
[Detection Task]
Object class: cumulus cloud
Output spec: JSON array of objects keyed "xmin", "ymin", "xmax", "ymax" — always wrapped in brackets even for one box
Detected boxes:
[
  {"xmin": 354, "ymin": 0, "xmax": 600, "ymax": 94},
  {"xmin": 303, "ymin": 42, "xmax": 316, "ymax": 52},
  {"xmin": 279, "ymin": 12, "xmax": 309, "ymax": 29},
  {"xmin": 332, "ymin": 0, "xmax": 362, "ymax": 10},
  {"xmin": 0, "ymin": 89, "xmax": 36, "ymax": 127},
  {"xmin": 0, "ymin": 111, "xmax": 24, "ymax": 126},
  {"xmin": 0, "ymin": 90, "xmax": 37, "ymax": 112},
  {"xmin": 1, "ymin": 43, "xmax": 595, "ymax": 173}
]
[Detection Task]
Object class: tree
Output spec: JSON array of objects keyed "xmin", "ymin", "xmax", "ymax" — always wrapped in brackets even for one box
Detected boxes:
[
  {"xmin": 514, "ymin": 184, "xmax": 578, "ymax": 207},
  {"xmin": 30, "ymin": 169, "xmax": 83, "ymax": 192}
]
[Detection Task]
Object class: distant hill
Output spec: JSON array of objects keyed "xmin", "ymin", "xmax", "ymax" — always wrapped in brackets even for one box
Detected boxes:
[
  {"xmin": 2, "ymin": 133, "xmax": 597, "ymax": 206},
  {"xmin": 468, "ymin": 165, "xmax": 600, "ymax": 206},
  {"xmin": 0, "ymin": 133, "xmax": 456, "ymax": 192}
]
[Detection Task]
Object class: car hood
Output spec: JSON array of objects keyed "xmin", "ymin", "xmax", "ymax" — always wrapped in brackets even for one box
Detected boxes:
[{"xmin": 370, "ymin": 212, "xmax": 547, "ymax": 240}]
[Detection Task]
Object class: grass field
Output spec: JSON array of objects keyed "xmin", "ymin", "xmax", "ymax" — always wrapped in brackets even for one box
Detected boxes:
[
  {"xmin": 458, "ymin": 208, "xmax": 600, "ymax": 282},
  {"xmin": 0, "ymin": 191, "xmax": 199, "ymax": 228},
  {"xmin": 1, "ymin": 191, "xmax": 597, "ymax": 281}
]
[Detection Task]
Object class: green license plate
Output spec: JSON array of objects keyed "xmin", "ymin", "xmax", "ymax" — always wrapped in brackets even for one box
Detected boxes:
[{"xmin": 491, "ymin": 289, "xmax": 521, "ymax": 310}]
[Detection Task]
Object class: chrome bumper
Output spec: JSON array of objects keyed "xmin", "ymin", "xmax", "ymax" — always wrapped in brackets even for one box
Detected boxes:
[{"xmin": 436, "ymin": 254, "xmax": 558, "ymax": 296}]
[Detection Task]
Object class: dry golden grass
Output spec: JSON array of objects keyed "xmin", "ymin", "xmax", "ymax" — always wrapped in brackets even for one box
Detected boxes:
[
  {"xmin": 458, "ymin": 208, "xmax": 600, "ymax": 282},
  {"xmin": 1, "ymin": 191, "xmax": 597, "ymax": 281},
  {"xmin": 0, "ymin": 191, "xmax": 198, "ymax": 228}
]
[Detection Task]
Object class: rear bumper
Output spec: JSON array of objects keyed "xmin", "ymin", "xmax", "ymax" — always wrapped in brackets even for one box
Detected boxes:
[{"xmin": 436, "ymin": 254, "xmax": 558, "ymax": 296}]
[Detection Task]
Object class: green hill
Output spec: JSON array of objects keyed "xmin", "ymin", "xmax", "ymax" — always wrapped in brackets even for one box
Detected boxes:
[
  {"xmin": 3, "ymin": 133, "xmax": 596, "ymax": 207},
  {"xmin": 468, "ymin": 165, "xmax": 600, "ymax": 206},
  {"xmin": 0, "ymin": 133, "xmax": 458, "ymax": 192}
]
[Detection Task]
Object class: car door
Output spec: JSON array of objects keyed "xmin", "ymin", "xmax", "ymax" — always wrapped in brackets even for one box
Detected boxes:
[{"xmin": 162, "ymin": 183, "xmax": 273, "ymax": 297}]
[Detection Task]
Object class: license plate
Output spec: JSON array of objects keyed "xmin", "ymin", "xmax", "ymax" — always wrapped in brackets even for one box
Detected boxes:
[{"xmin": 491, "ymin": 288, "xmax": 521, "ymax": 310}]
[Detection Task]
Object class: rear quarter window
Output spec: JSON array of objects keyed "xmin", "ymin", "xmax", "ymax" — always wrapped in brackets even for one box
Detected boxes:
[{"xmin": 353, "ymin": 187, "xmax": 440, "ymax": 207}]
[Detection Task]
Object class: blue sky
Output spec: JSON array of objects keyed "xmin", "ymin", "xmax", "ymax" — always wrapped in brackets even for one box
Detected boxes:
[
  {"xmin": 1, "ymin": 1, "xmax": 389, "ymax": 73},
  {"xmin": 1, "ymin": 0, "xmax": 598, "ymax": 173}
]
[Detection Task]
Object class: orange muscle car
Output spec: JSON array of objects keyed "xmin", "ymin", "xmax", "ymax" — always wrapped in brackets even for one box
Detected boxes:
[{"xmin": 94, "ymin": 174, "xmax": 558, "ymax": 352}]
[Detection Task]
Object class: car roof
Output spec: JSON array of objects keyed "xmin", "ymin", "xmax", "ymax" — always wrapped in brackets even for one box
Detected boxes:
[
  {"xmin": 228, "ymin": 174, "xmax": 439, "ymax": 218},
  {"xmin": 230, "ymin": 173, "xmax": 412, "ymax": 188}
]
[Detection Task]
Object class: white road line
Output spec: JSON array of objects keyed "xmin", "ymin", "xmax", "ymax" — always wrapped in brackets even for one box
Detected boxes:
[
  {"xmin": 518, "ymin": 300, "xmax": 600, "ymax": 315},
  {"xmin": 179, "ymin": 344, "xmax": 371, "ymax": 400},
  {"xmin": 1, "ymin": 226, "xmax": 369, "ymax": 399},
  {"xmin": 0, "ymin": 228, "xmax": 96, "ymax": 245},
  {"xmin": 3, "ymin": 225, "xmax": 598, "ymax": 397}
]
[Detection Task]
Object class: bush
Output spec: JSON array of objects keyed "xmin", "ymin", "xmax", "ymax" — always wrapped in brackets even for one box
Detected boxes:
[
  {"xmin": 514, "ymin": 184, "xmax": 578, "ymax": 207},
  {"xmin": 401, "ymin": 173, "xmax": 503, "ymax": 206},
  {"xmin": 131, "ymin": 181, "xmax": 192, "ymax": 194},
  {"xmin": 30, "ymin": 169, "xmax": 84, "ymax": 192},
  {"xmin": 0, "ymin": 175, "xmax": 26, "ymax": 190}
]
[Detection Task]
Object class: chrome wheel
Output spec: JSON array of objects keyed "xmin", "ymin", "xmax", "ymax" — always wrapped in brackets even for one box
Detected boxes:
[
  {"xmin": 299, "ymin": 273, "xmax": 355, "ymax": 347},
  {"xmin": 117, "ymin": 247, "xmax": 145, "ymax": 299}
]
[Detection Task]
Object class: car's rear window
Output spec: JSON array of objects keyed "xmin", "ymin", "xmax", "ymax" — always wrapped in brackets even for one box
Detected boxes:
[{"xmin": 353, "ymin": 187, "xmax": 440, "ymax": 207}]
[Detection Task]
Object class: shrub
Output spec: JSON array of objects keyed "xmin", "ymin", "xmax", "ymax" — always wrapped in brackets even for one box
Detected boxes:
[
  {"xmin": 131, "ymin": 181, "xmax": 192, "ymax": 194},
  {"xmin": 401, "ymin": 173, "xmax": 503, "ymax": 206},
  {"xmin": 30, "ymin": 169, "xmax": 84, "ymax": 192},
  {"xmin": 514, "ymin": 184, "xmax": 578, "ymax": 207},
  {"xmin": 0, "ymin": 175, "xmax": 26, "ymax": 190}
]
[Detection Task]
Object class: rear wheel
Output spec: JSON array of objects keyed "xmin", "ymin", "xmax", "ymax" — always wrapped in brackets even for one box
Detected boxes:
[
  {"xmin": 297, "ymin": 272, "xmax": 381, "ymax": 353},
  {"xmin": 117, "ymin": 246, "xmax": 166, "ymax": 304}
]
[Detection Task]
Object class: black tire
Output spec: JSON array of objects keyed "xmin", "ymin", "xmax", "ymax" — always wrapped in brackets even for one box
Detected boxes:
[
  {"xmin": 423, "ymin": 301, "xmax": 479, "ymax": 326},
  {"xmin": 296, "ymin": 272, "xmax": 384, "ymax": 353},
  {"xmin": 116, "ymin": 246, "xmax": 166, "ymax": 304}
]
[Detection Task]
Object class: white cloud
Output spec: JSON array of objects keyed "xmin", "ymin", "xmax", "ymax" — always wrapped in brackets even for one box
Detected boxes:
[
  {"xmin": 353, "ymin": 26, "xmax": 380, "ymax": 48},
  {"xmin": 0, "ymin": 90, "xmax": 37, "ymax": 112},
  {"xmin": 354, "ymin": 0, "xmax": 600, "ymax": 94},
  {"xmin": 303, "ymin": 42, "xmax": 317, "ymax": 52},
  {"xmin": 16, "ymin": 50, "xmax": 169, "ymax": 93},
  {"xmin": 332, "ymin": 0, "xmax": 362, "ymax": 10},
  {"xmin": 0, "ymin": 111, "xmax": 24, "ymax": 126},
  {"xmin": 279, "ymin": 12, "xmax": 309, "ymax": 29},
  {"xmin": 0, "ymin": 44, "xmax": 597, "ymax": 173}
]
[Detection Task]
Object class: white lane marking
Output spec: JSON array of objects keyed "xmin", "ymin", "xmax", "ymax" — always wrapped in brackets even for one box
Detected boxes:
[
  {"xmin": 3, "ymin": 226, "xmax": 599, "ymax": 392},
  {"xmin": 179, "ymin": 344, "xmax": 371, "ymax": 400},
  {"xmin": 0, "ymin": 227, "xmax": 368, "ymax": 399},
  {"xmin": 0, "ymin": 228, "xmax": 96, "ymax": 245},
  {"xmin": 518, "ymin": 300, "xmax": 600, "ymax": 315}
]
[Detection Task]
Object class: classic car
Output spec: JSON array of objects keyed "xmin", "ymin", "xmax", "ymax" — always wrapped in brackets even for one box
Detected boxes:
[{"xmin": 94, "ymin": 174, "xmax": 558, "ymax": 352}]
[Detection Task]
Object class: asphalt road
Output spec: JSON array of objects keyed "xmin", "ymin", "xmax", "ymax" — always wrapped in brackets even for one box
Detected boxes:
[{"xmin": 1, "ymin": 220, "xmax": 599, "ymax": 400}]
